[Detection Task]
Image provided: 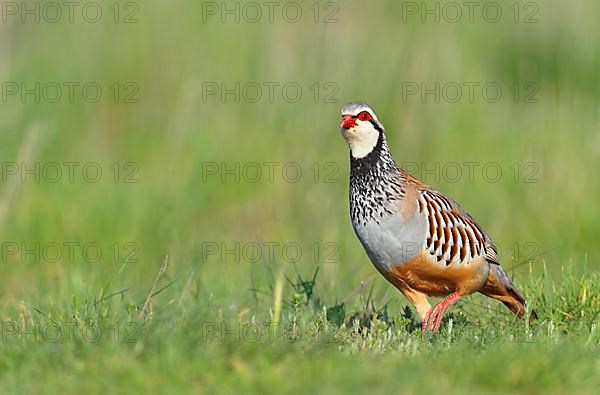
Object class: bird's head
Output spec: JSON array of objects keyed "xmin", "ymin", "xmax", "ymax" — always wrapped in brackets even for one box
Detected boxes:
[{"xmin": 339, "ymin": 102, "xmax": 384, "ymax": 158}]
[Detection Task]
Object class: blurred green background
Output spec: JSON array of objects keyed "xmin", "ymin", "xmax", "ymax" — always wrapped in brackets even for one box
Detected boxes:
[
  {"xmin": 1, "ymin": 0, "xmax": 598, "ymax": 306},
  {"xmin": 0, "ymin": 0, "xmax": 599, "ymax": 392}
]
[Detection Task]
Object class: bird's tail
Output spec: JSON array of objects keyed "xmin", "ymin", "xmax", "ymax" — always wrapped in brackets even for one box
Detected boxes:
[{"xmin": 479, "ymin": 263, "xmax": 537, "ymax": 320}]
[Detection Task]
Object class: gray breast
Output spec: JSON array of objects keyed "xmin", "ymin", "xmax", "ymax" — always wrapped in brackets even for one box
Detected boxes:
[{"xmin": 352, "ymin": 205, "xmax": 428, "ymax": 273}]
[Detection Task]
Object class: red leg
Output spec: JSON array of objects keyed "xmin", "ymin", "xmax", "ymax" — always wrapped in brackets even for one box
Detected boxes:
[
  {"xmin": 431, "ymin": 292, "xmax": 463, "ymax": 331},
  {"xmin": 421, "ymin": 308, "xmax": 434, "ymax": 341}
]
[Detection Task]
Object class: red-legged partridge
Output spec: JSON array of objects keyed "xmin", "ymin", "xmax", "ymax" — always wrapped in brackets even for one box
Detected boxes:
[{"xmin": 339, "ymin": 102, "xmax": 534, "ymax": 338}]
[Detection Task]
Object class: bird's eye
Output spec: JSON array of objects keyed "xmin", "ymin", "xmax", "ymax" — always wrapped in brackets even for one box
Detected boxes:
[{"xmin": 358, "ymin": 111, "xmax": 372, "ymax": 121}]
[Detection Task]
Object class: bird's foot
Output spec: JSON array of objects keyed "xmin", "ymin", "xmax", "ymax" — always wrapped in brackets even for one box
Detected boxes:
[{"xmin": 421, "ymin": 292, "xmax": 463, "ymax": 341}]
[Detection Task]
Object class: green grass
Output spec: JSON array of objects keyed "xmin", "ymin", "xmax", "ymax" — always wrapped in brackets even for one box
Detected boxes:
[
  {"xmin": 2, "ymin": 266, "xmax": 600, "ymax": 394},
  {"xmin": 0, "ymin": 0, "xmax": 599, "ymax": 393}
]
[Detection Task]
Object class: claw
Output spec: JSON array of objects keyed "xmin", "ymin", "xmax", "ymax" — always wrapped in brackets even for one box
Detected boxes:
[{"xmin": 421, "ymin": 292, "xmax": 463, "ymax": 340}]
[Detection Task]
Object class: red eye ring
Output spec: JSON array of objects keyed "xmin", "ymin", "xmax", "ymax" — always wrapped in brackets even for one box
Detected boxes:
[{"xmin": 357, "ymin": 111, "xmax": 372, "ymax": 122}]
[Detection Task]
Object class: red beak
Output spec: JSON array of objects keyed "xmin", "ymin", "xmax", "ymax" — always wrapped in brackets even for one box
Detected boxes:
[{"xmin": 340, "ymin": 115, "xmax": 357, "ymax": 129}]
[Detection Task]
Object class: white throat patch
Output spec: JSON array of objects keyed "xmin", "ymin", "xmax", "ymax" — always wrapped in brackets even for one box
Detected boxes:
[{"xmin": 342, "ymin": 124, "xmax": 380, "ymax": 158}]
